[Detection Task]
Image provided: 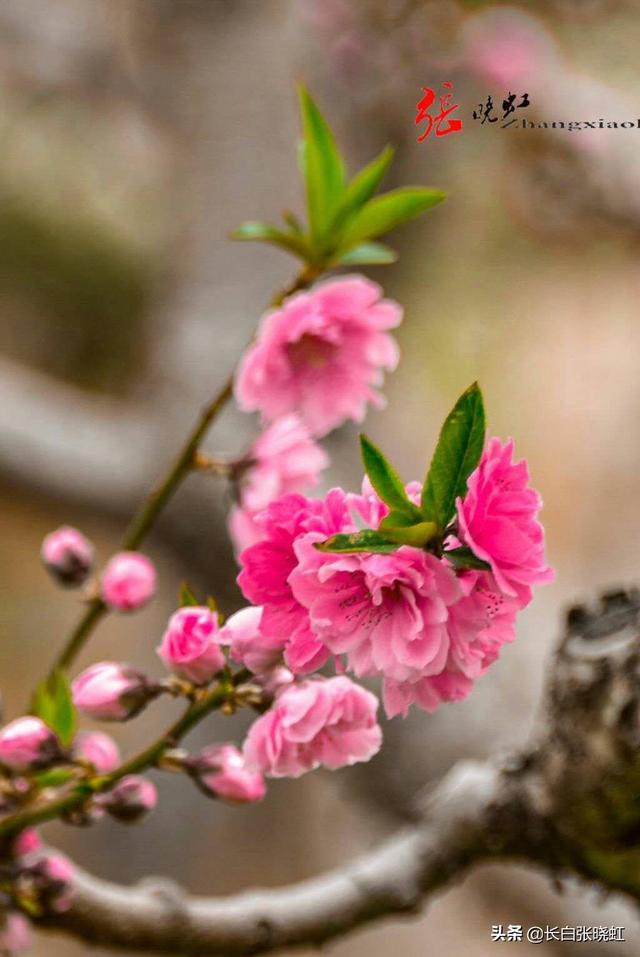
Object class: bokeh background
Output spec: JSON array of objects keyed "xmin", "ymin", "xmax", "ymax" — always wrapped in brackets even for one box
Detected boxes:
[{"xmin": 2, "ymin": 1, "xmax": 640, "ymax": 953}]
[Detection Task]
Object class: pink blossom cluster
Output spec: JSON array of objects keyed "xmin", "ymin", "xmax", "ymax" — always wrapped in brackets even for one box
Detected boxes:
[
  {"xmin": 16, "ymin": 272, "xmax": 553, "ymax": 865},
  {"xmin": 236, "ymin": 436, "xmax": 552, "ymax": 720}
]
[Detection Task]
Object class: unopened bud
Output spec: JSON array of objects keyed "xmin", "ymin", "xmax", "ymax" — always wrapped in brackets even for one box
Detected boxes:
[
  {"xmin": 41, "ymin": 526, "xmax": 94, "ymax": 587},
  {"xmin": 72, "ymin": 731, "xmax": 121, "ymax": 773},
  {"xmin": 190, "ymin": 744, "xmax": 265, "ymax": 804},
  {"xmin": 97, "ymin": 775, "xmax": 157, "ymax": 823},
  {"xmin": 71, "ymin": 662, "xmax": 159, "ymax": 722},
  {"xmin": 12, "ymin": 828, "xmax": 42, "ymax": 859},
  {"xmin": 0, "ymin": 717, "xmax": 63, "ymax": 773},
  {"xmin": 157, "ymin": 606, "xmax": 225, "ymax": 685},
  {"xmin": 0, "ymin": 912, "xmax": 31, "ymax": 954},
  {"xmin": 21, "ymin": 851, "xmax": 74, "ymax": 913},
  {"xmin": 101, "ymin": 552, "xmax": 156, "ymax": 612}
]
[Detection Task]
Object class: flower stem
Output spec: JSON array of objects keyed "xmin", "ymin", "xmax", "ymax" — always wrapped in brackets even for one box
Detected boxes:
[{"xmin": 49, "ymin": 264, "xmax": 321, "ymax": 679}]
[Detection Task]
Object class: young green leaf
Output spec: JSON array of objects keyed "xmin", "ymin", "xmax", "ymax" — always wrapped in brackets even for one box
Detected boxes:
[
  {"xmin": 331, "ymin": 145, "xmax": 395, "ymax": 230},
  {"xmin": 378, "ymin": 514, "xmax": 438, "ymax": 546},
  {"xmin": 315, "ymin": 530, "xmax": 399, "ymax": 554},
  {"xmin": 282, "ymin": 210, "xmax": 304, "ymax": 235},
  {"xmin": 32, "ymin": 670, "xmax": 76, "ymax": 747},
  {"xmin": 421, "ymin": 382, "xmax": 486, "ymax": 530},
  {"xmin": 230, "ymin": 222, "xmax": 309, "ymax": 260},
  {"xmin": 445, "ymin": 546, "xmax": 491, "ymax": 571},
  {"xmin": 179, "ymin": 582, "xmax": 200, "ymax": 607},
  {"xmin": 331, "ymin": 241, "xmax": 397, "ymax": 267},
  {"xmin": 33, "ymin": 767, "xmax": 75, "ymax": 789},
  {"xmin": 360, "ymin": 434, "xmax": 423, "ymax": 520},
  {"xmin": 339, "ymin": 186, "xmax": 446, "ymax": 248},
  {"xmin": 298, "ymin": 86, "xmax": 345, "ymax": 242}
]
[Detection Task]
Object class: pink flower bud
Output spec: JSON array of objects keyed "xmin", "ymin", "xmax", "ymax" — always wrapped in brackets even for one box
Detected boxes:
[
  {"xmin": 12, "ymin": 828, "xmax": 42, "ymax": 859},
  {"xmin": 41, "ymin": 525, "xmax": 94, "ymax": 587},
  {"xmin": 101, "ymin": 552, "xmax": 156, "ymax": 612},
  {"xmin": 28, "ymin": 851, "xmax": 75, "ymax": 912},
  {"xmin": 72, "ymin": 662, "xmax": 158, "ymax": 721},
  {"xmin": 73, "ymin": 731, "xmax": 121, "ymax": 773},
  {"xmin": 98, "ymin": 775, "xmax": 157, "ymax": 823},
  {"xmin": 190, "ymin": 745, "xmax": 265, "ymax": 804},
  {"xmin": 219, "ymin": 606, "xmax": 284, "ymax": 675},
  {"xmin": 0, "ymin": 717, "xmax": 63, "ymax": 772},
  {"xmin": 0, "ymin": 912, "xmax": 31, "ymax": 954},
  {"xmin": 157, "ymin": 607, "xmax": 225, "ymax": 685}
]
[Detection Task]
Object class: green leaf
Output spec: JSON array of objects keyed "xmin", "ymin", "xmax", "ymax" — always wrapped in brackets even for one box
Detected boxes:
[
  {"xmin": 298, "ymin": 86, "xmax": 345, "ymax": 242},
  {"xmin": 360, "ymin": 434, "xmax": 423, "ymax": 520},
  {"xmin": 179, "ymin": 582, "xmax": 200, "ymax": 607},
  {"xmin": 445, "ymin": 546, "xmax": 491, "ymax": 571},
  {"xmin": 33, "ymin": 767, "xmax": 75, "ymax": 788},
  {"xmin": 340, "ymin": 187, "xmax": 446, "ymax": 248},
  {"xmin": 282, "ymin": 210, "xmax": 304, "ymax": 234},
  {"xmin": 421, "ymin": 382, "xmax": 486, "ymax": 530},
  {"xmin": 332, "ymin": 145, "xmax": 394, "ymax": 230},
  {"xmin": 315, "ymin": 530, "xmax": 399, "ymax": 554},
  {"xmin": 32, "ymin": 670, "xmax": 76, "ymax": 747},
  {"xmin": 378, "ymin": 513, "xmax": 438, "ymax": 546},
  {"xmin": 332, "ymin": 241, "xmax": 397, "ymax": 267},
  {"xmin": 230, "ymin": 222, "xmax": 309, "ymax": 260}
]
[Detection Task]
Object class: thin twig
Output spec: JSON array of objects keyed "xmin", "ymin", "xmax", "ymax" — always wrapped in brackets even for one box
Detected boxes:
[{"xmin": 48, "ymin": 265, "xmax": 320, "ymax": 679}]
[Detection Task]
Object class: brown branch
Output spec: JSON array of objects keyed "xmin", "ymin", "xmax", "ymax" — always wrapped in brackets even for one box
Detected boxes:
[{"xmin": 35, "ymin": 588, "xmax": 640, "ymax": 954}]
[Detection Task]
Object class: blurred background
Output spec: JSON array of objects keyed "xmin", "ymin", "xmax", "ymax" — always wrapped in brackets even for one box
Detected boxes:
[{"xmin": 2, "ymin": 0, "xmax": 640, "ymax": 953}]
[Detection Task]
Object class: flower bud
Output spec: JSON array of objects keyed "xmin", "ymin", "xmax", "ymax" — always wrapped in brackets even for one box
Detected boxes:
[
  {"xmin": 157, "ymin": 606, "xmax": 225, "ymax": 685},
  {"xmin": 21, "ymin": 851, "xmax": 75, "ymax": 913},
  {"xmin": 72, "ymin": 731, "xmax": 121, "ymax": 773},
  {"xmin": 12, "ymin": 828, "xmax": 42, "ymax": 859},
  {"xmin": 190, "ymin": 744, "xmax": 265, "ymax": 804},
  {"xmin": 0, "ymin": 912, "xmax": 31, "ymax": 954},
  {"xmin": 101, "ymin": 552, "xmax": 156, "ymax": 612},
  {"xmin": 0, "ymin": 717, "xmax": 63, "ymax": 772},
  {"xmin": 72, "ymin": 662, "xmax": 159, "ymax": 722},
  {"xmin": 220, "ymin": 605, "xmax": 284, "ymax": 675},
  {"xmin": 41, "ymin": 525, "xmax": 94, "ymax": 587},
  {"xmin": 97, "ymin": 775, "xmax": 157, "ymax": 823}
]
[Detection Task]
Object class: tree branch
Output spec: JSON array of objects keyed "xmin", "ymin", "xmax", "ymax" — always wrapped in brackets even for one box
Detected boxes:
[
  {"xmin": 42, "ymin": 760, "xmax": 520, "ymax": 955},
  {"xmin": 35, "ymin": 587, "xmax": 640, "ymax": 954}
]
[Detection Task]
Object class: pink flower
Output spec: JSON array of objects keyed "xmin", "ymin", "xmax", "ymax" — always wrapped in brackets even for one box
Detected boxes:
[
  {"xmin": 243, "ymin": 676, "xmax": 382, "ymax": 778},
  {"xmin": 97, "ymin": 775, "xmax": 157, "ymax": 823},
  {"xmin": 41, "ymin": 525, "xmax": 94, "ymax": 587},
  {"xmin": 229, "ymin": 414, "xmax": 329, "ymax": 551},
  {"xmin": 72, "ymin": 662, "xmax": 158, "ymax": 721},
  {"xmin": 157, "ymin": 607, "xmax": 225, "ymax": 685},
  {"xmin": 290, "ymin": 542, "xmax": 461, "ymax": 684},
  {"xmin": 219, "ymin": 605, "xmax": 284, "ymax": 675},
  {"xmin": 234, "ymin": 276, "xmax": 402, "ymax": 437},
  {"xmin": 456, "ymin": 438, "xmax": 554, "ymax": 597},
  {"xmin": 73, "ymin": 731, "xmax": 121, "ymax": 773},
  {"xmin": 0, "ymin": 717, "xmax": 62, "ymax": 772},
  {"xmin": 191, "ymin": 744, "xmax": 266, "ymax": 803},
  {"xmin": 382, "ymin": 571, "xmax": 531, "ymax": 717},
  {"xmin": 237, "ymin": 490, "xmax": 353, "ymax": 673},
  {"xmin": 101, "ymin": 552, "xmax": 156, "ymax": 611},
  {"xmin": 0, "ymin": 913, "xmax": 31, "ymax": 954}
]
